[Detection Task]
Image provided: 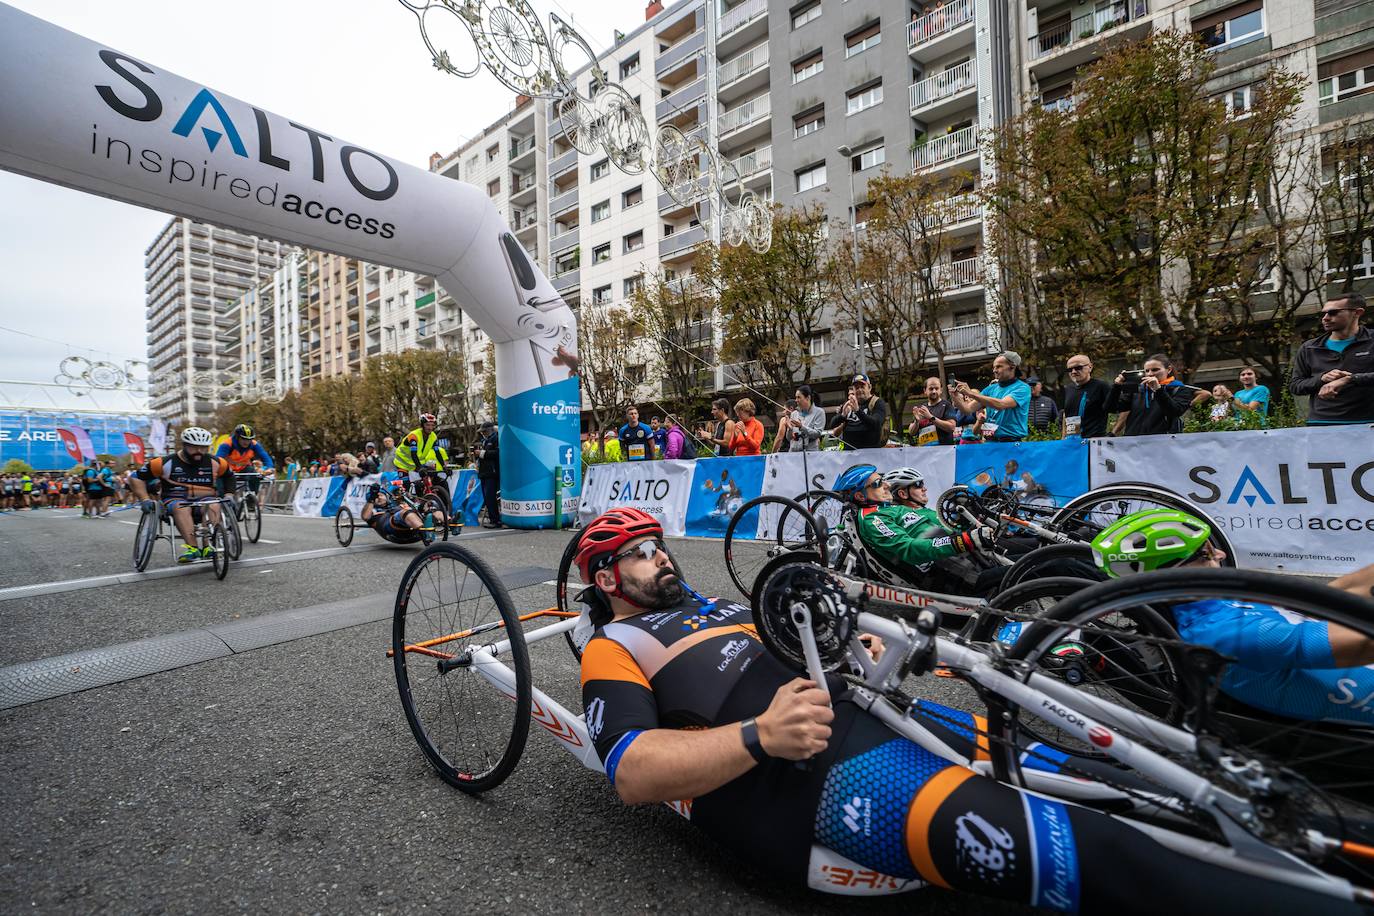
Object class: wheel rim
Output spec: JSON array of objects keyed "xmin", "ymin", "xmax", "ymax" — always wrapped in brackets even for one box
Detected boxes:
[
  {"xmin": 393, "ymin": 546, "xmax": 530, "ymax": 788},
  {"xmin": 724, "ymin": 496, "xmax": 826, "ymax": 598}
]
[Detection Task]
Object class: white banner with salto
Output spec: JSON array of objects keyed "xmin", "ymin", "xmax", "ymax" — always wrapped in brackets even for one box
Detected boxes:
[
  {"xmin": 578, "ymin": 459, "xmax": 697, "ymax": 536},
  {"xmin": 1091, "ymin": 426, "xmax": 1374, "ymax": 575}
]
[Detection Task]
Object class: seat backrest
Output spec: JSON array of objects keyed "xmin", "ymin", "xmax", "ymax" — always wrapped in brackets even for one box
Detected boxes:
[{"xmin": 837, "ymin": 504, "xmax": 910, "ymax": 586}]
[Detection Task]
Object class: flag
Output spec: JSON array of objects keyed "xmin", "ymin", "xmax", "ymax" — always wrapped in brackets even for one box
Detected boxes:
[
  {"xmin": 123, "ymin": 433, "xmax": 147, "ymax": 465},
  {"xmin": 149, "ymin": 418, "xmax": 167, "ymax": 454},
  {"xmin": 57, "ymin": 427, "xmax": 96, "ymax": 462},
  {"xmin": 56, "ymin": 428, "xmax": 83, "ymax": 464}
]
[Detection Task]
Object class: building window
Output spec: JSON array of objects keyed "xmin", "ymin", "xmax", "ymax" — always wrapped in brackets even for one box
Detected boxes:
[
  {"xmin": 1318, "ymin": 50, "xmax": 1374, "ymax": 106},
  {"xmin": 592, "ymin": 284, "xmax": 612, "ymax": 304},
  {"xmin": 851, "ymin": 144, "xmax": 886, "ymax": 172},
  {"xmin": 794, "ymin": 106, "xmax": 825, "ymax": 139},
  {"xmin": 791, "ymin": 1, "xmax": 821, "ymax": 30},
  {"xmin": 1194, "ymin": 1, "xmax": 1265, "ymax": 51},
  {"xmin": 792, "ymin": 51, "xmax": 824, "ymax": 84},
  {"xmin": 486, "ymin": 144, "xmax": 499, "ymax": 162},
  {"xmin": 623, "ymin": 185, "xmax": 644, "ymax": 208},
  {"xmin": 591, "ymin": 200, "xmax": 611, "ymax": 222},
  {"xmin": 796, "ymin": 162, "xmax": 828, "ymax": 192},
  {"xmin": 591, "ymin": 158, "xmax": 611, "ymax": 181},
  {"xmin": 1223, "ymin": 85, "xmax": 1253, "ymax": 116},
  {"xmin": 845, "ymin": 21, "xmax": 881, "ymax": 58},
  {"xmin": 624, "ymin": 275, "xmax": 645, "ymax": 297},
  {"xmin": 487, "ymin": 178, "xmax": 501, "ymax": 196},
  {"xmin": 620, "ymin": 53, "xmax": 640, "ymax": 78},
  {"xmin": 808, "ymin": 331, "xmax": 832, "ymax": 356},
  {"xmin": 472, "ymin": 360, "xmax": 484, "ymax": 376},
  {"xmin": 593, "ymin": 243, "xmax": 611, "ymax": 263},
  {"xmin": 627, "ymin": 364, "xmax": 646, "ymax": 384},
  {"xmin": 847, "ymin": 82, "xmax": 883, "ymax": 115},
  {"xmin": 624, "ymin": 230, "xmax": 644, "ymax": 253}
]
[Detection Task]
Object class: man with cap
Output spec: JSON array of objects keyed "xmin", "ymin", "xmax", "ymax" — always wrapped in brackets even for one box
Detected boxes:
[
  {"xmin": 829, "ymin": 374, "xmax": 889, "ymax": 451},
  {"xmin": 476, "ymin": 420, "xmax": 501, "ymax": 528},
  {"xmin": 1026, "ymin": 376, "xmax": 1060, "ymax": 433},
  {"xmin": 358, "ymin": 441, "xmax": 381, "ymax": 475},
  {"xmin": 952, "ymin": 352, "xmax": 1032, "ymax": 442}
]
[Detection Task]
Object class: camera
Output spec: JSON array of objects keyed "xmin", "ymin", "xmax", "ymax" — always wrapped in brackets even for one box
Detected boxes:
[{"xmin": 1122, "ymin": 369, "xmax": 1145, "ymax": 382}]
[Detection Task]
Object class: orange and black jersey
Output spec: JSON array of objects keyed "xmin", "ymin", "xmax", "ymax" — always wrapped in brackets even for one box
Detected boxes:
[{"xmin": 137, "ymin": 453, "xmax": 234, "ymax": 501}]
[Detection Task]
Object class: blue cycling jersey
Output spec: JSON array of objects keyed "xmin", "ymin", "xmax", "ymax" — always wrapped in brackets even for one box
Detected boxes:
[{"xmin": 1173, "ymin": 599, "xmax": 1374, "ymax": 725}]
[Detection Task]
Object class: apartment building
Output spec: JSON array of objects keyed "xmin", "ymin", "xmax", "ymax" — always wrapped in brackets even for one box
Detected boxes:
[
  {"xmin": 144, "ymin": 217, "xmax": 283, "ymax": 425},
  {"xmin": 301, "ymin": 251, "xmax": 380, "ymax": 382},
  {"xmin": 227, "ymin": 250, "xmax": 307, "ymax": 397}
]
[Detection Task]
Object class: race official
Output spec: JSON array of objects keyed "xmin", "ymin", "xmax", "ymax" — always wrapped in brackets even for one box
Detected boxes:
[{"xmin": 394, "ymin": 414, "xmax": 441, "ymax": 474}]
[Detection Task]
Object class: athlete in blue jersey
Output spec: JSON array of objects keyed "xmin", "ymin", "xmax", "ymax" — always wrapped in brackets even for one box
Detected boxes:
[{"xmin": 1092, "ymin": 509, "xmax": 1374, "ymax": 725}]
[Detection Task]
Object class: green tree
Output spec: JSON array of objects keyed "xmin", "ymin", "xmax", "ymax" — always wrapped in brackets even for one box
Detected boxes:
[
  {"xmin": 983, "ymin": 31, "xmax": 1305, "ymax": 379},
  {"xmin": 360, "ymin": 348, "xmax": 479, "ymax": 446},
  {"xmin": 576, "ymin": 304, "xmax": 638, "ymax": 458},
  {"xmin": 629, "ymin": 271, "xmax": 716, "ymax": 420},
  {"xmin": 301, "ymin": 375, "xmax": 366, "ymax": 455},
  {"xmin": 2, "ymin": 459, "xmax": 34, "ymax": 474}
]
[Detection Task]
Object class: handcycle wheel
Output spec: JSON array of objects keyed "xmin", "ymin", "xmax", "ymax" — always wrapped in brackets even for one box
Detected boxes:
[
  {"xmin": 1049, "ymin": 483, "xmax": 1237, "ymax": 562},
  {"xmin": 750, "ymin": 550, "xmax": 851, "ymax": 676},
  {"xmin": 988, "ymin": 568, "xmax": 1374, "ymax": 859},
  {"xmin": 1000, "ymin": 543, "xmax": 1104, "ymax": 591},
  {"xmin": 724, "ymin": 495, "xmax": 828, "ymax": 599},
  {"xmin": 966, "ymin": 576, "xmax": 1099, "ymax": 645},
  {"xmin": 393, "ymin": 542, "xmax": 532, "ymax": 793},
  {"xmin": 335, "ymin": 505, "xmax": 355, "ymax": 547},
  {"xmin": 132, "ymin": 504, "xmax": 158, "ymax": 572},
  {"xmin": 221, "ymin": 503, "xmax": 243, "ymax": 560},
  {"xmin": 782, "ymin": 489, "xmax": 847, "ymax": 541},
  {"xmin": 556, "ymin": 530, "xmax": 585, "ymax": 661},
  {"xmin": 210, "ymin": 525, "xmax": 229, "ymax": 580},
  {"xmin": 246, "ymin": 497, "xmax": 262, "ymax": 543},
  {"xmin": 420, "ymin": 493, "xmax": 448, "ymax": 543}
]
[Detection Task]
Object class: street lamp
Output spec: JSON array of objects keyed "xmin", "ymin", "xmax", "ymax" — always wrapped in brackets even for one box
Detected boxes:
[{"xmin": 836, "ymin": 144, "xmax": 866, "ymax": 374}]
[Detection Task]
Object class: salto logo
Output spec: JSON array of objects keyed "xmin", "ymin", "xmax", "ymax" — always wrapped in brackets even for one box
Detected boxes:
[
  {"xmin": 1225, "ymin": 466, "xmax": 1274, "ymax": 507},
  {"xmin": 842, "ymin": 796, "xmax": 871, "ymax": 836}
]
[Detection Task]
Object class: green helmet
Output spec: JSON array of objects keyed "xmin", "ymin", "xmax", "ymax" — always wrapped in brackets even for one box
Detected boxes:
[{"xmin": 1090, "ymin": 508, "xmax": 1212, "ymax": 578}]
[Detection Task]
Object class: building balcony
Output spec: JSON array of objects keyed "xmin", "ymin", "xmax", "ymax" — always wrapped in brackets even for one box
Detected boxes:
[
  {"xmin": 943, "ymin": 322, "xmax": 988, "ymax": 353},
  {"xmin": 913, "ymin": 125, "xmax": 978, "ymax": 172},
  {"xmin": 552, "ymin": 268, "xmax": 580, "ymax": 293},
  {"xmin": 549, "ymin": 147, "xmax": 578, "ymax": 180},
  {"xmin": 908, "ymin": 0, "xmax": 975, "ymax": 62},
  {"xmin": 1027, "ymin": 0, "xmax": 1150, "ymax": 76},
  {"xmin": 508, "ymin": 135, "xmax": 537, "ymax": 163},
  {"xmin": 656, "ymin": 76, "xmax": 706, "ymax": 123},
  {"xmin": 415, "ymin": 291, "xmax": 437, "ymax": 312},
  {"xmin": 367, "ymin": 343, "xmax": 381, "ymax": 356},
  {"xmin": 910, "ymin": 60, "xmax": 977, "ymax": 120},
  {"xmin": 550, "ymin": 186, "xmax": 579, "ymax": 218},
  {"xmin": 718, "ymin": 92, "xmax": 770, "ymax": 142},
  {"xmin": 923, "ymin": 192, "xmax": 983, "ymax": 231},
  {"xmin": 928, "ymin": 256, "xmax": 984, "ymax": 292},
  {"xmin": 731, "ymin": 145, "xmax": 772, "ymax": 182},
  {"xmin": 549, "ymin": 227, "xmax": 580, "ymax": 256},
  {"xmin": 510, "ymin": 207, "xmax": 539, "ymax": 233},
  {"xmin": 510, "ymin": 172, "xmax": 539, "ymax": 204},
  {"xmin": 718, "ymin": 0, "xmax": 767, "ymax": 50},
  {"xmin": 656, "ymin": 29, "xmax": 705, "ymax": 77},
  {"xmin": 661, "ymin": 224, "xmax": 706, "ymax": 260},
  {"xmin": 717, "ymin": 42, "xmax": 769, "ymax": 101}
]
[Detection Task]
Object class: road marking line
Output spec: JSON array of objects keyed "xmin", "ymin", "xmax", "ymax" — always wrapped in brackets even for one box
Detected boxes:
[{"xmin": 256, "ymin": 538, "xmax": 282, "ymax": 544}]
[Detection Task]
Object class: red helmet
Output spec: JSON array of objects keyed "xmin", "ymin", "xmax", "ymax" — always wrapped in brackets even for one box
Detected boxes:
[{"xmin": 576, "ymin": 507, "xmax": 662, "ymax": 583}]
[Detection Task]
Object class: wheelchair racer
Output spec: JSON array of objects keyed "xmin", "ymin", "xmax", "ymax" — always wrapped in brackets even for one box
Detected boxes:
[
  {"xmin": 360, "ymin": 481, "xmax": 444, "ymax": 545},
  {"xmin": 215, "ymin": 423, "xmax": 274, "ymax": 505},
  {"xmin": 1092, "ymin": 509, "xmax": 1374, "ymax": 726},
  {"xmin": 574, "ymin": 507, "xmax": 1343, "ymax": 912},
  {"xmin": 833, "ymin": 464, "xmax": 1006, "ymax": 597},
  {"xmin": 129, "ymin": 427, "xmax": 236, "ymax": 563}
]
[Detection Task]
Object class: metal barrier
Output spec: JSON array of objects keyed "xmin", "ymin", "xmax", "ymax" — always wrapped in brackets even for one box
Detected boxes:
[{"xmin": 260, "ymin": 477, "xmax": 302, "ymax": 512}]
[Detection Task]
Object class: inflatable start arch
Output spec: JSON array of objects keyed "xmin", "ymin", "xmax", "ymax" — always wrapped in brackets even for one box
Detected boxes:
[{"xmin": 0, "ymin": 4, "xmax": 580, "ymax": 528}]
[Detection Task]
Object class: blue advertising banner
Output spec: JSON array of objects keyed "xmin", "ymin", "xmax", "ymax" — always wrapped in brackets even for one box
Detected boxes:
[
  {"xmin": 684, "ymin": 456, "xmax": 767, "ymax": 537},
  {"xmin": 0, "ymin": 410, "xmax": 151, "ymax": 471},
  {"xmin": 953, "ymin": 438, "xmax": 1090, "ymax": 510}
]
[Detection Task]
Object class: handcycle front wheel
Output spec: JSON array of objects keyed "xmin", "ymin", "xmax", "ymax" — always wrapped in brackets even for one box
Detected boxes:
[
  {"xmin": 724, "ymin": 495, "xmax": 829, "ymax": 599},
  {"xmin": 220, "ymin": 503, "xmax": 243, "ymax": 560},
  {"xmin": 393, "ymin": 542, "xmax": 532, "ymax": 793},
  {"xmin": 245, "ymin": 496, "xmax": 262, "ymax": 543},
  {"xmin": 335, "ymin": 505, "xmax": 355, "ymax": 547},
  {"xmin": 210, "ymin": 524, "xmax": 229, "ymax": 580},
  {"xmin": 988, "ymin": 568, "xmax": 1374, "ymax": 862},
  {"xmin": 132, "ymin": 504, "xmax": 159, "ymax": 572}
]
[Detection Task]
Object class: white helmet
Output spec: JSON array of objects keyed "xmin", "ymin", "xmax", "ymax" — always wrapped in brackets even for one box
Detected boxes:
[
  {"xmin": 180, "ymin": 427, "xmax": 214, "ymax": 446},
  {"xmin": 884, "ymin": 467, "xmax": 926, "ymax": 490}
]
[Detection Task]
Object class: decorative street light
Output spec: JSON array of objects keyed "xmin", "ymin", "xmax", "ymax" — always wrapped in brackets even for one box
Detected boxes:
[{"xmin": 836, "ymin": 144, "xmax": 866, "ymax": 374}]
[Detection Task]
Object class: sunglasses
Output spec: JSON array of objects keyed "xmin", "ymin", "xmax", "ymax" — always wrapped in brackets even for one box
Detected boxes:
[
  {"xmin": 865, "ymin": 478, "xmax": 888, "ymax": 490},
  {"xmin": 607, "ymin": 537, "xmax": 669, "ymax": 567},
  {"xmin": 1066, "ymin": 364, "xmax": 1089, "ymax": 371},
  {"xmin": 1320, "ymin": 308, "xmax": 1354, "ymax": 317}
]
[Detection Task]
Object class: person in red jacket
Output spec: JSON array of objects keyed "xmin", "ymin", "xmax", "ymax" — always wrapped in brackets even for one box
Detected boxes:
[{"xmin": 727, "ymin": 398, "xmax": 765, "ymax": 456}]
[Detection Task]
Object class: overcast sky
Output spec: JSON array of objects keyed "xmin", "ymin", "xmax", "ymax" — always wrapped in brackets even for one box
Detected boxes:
[{"xmin": 0, "ymin": 0, "xmax": 647, "ymax": 409}]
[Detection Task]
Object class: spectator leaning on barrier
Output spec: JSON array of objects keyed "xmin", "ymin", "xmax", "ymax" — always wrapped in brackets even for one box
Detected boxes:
[
  {"xmin": 619, "ymin": 406, "xmax": 655, "ymax": 462},
  {"xmin": 1061, "ymin": 354, "xmax": 1112, "ymax": 438},
  {"xmin": 907, "ymin": 376, "xmax": 958, "ymax": 446},
  {"xmin": 1107, "ymin": 353, "xmax": 1194, "ymax": 436},
  {"xmin": 953, "ymin": 351, "xmax": 1031, "ymax": 442},
  {"xmin": 1026, "ymin": 376, "xmax": 1060, "ymax": 433},
  {"xmin": 831, "ymin": 374, "xmax": 889, "ymax": 450},
  {"xmin": 784, "ymin": 384, "xmax": 827, "ymax": 452},
  {"xmin": 728, "ymin": 398, "xmax": 765, "ymax": 456},
  {"xmin": 699, "ymin": 398, "xmax": 736, "ymax": 457},
  {"xmin": 1289, "ymin": 293, "xmax": 1374, "ymax": 425}
]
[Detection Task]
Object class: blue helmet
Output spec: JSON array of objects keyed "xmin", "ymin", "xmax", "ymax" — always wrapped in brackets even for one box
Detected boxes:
[{"xmin": 833, "ymin": 464, "xmax": 878, "ymax": 498}]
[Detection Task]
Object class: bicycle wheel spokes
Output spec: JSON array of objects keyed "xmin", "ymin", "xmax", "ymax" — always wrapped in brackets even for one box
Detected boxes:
[
  {"xmin": 393, "ymin": 544, "xmax": 531, "ymax": 793},
  {"xmin": 723, "ymin": 495, "xmax": 826, "ymax": 599}
]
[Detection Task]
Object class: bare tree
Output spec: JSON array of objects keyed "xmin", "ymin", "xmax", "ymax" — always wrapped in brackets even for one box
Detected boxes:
[
  {"xmin": 629, "ymin": 271, "xmax": 717, "ymax": 419},
  {"xmin": 576, "ymin": 304, "xmax": 638, "ymax": 458}
]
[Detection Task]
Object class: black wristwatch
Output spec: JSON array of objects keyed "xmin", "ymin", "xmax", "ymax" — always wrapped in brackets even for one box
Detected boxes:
[{"xmin": 739, "ymin": 717, "xmax": 768, "ymax": 764}]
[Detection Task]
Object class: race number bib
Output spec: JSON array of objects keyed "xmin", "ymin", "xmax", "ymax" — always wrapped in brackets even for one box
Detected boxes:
[
  {"xmin": 983, "ymin": 422, "xmax": 999, "ymax": 439},
  {"xmin": 628, "ymin": 444, "xmax": 646, "ymax": 459},
  {"xmin": 917, "ymin": 426, "xmax": 938, "ymax": 447},
  {"xmin": 1064, "ymin": 415, "xmax": 1081, "ymax": 437}
]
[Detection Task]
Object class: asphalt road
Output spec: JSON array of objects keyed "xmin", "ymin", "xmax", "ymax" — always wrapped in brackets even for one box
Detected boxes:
[{"xmin": 0, "ymin": 506, "xmax": 1030, "ymax": 915}]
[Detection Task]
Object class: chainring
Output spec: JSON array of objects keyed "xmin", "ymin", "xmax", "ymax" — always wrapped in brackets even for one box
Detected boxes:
[{"xmin": 754, "ymin": 558, "xmax": 855, "ymax": 675}]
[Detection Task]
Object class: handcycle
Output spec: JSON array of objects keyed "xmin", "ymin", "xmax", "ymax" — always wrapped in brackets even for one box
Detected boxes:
[
  {"xmin": 334, "ymin": 481, "xmax": 457, "ymax": 547},
  {"xmin": 131, "ymin": 495, "xmax": 232, "ymax": 579},
  {"xmin": 387, "ymin": 539, "xmax": 1374, "ymax": 906},
  {"xmin": 228, "ymin": 470, "xmax": 266, "ymax": 545}
]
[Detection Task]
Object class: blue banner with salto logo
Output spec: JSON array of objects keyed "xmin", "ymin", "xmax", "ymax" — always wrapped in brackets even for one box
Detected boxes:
[
  {"xmin": 954, "ymin": 438, "xmax": 1091, "ymax": 511},
  {"xmin": 0, "ymin": 410, "xmax": 150, "ymax": 470}
]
